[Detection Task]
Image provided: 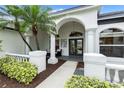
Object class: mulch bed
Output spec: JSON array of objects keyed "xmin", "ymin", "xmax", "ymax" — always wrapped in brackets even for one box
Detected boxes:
[
  {"xmin": 73, "ymin": 62, "xmax": 84, "ymax": 75},
  {"xmin": 0, "ymin": 59, "xmax": 65, "ymax": 88},
  {"xmin": 76, "ymin": 62, "xmax": 84, "ymax": 69}
]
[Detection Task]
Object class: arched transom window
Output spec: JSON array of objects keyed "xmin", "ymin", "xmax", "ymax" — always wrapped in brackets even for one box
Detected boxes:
[
  {"xmin": 100, "ymin": 28, "xmax": 124, "ymax": 58},
  {"xmin": 69, "ymin": 32, "xmax": 83, "ymax": 37}
]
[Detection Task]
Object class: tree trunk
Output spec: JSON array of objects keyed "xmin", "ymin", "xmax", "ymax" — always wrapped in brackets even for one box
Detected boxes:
[
  {"xmin": 14, "ymin": 19, "xmax": 33, "ymax": 51},
  {"xmin": 18, "ymin": 31, "xmax": 33, "ymax": 51},
  {"xmin": 32, "ymin": 24, "xmax": 40, "ymax": 50},
  {"xmin": 34, "ymin": 34, "xmax": 40, "ymax": 50}
]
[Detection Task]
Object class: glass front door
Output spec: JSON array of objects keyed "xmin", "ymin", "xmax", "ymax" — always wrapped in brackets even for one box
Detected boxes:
[{"xmin": 69, "ymin": 39, "xmax": 83, "ymax": 56}]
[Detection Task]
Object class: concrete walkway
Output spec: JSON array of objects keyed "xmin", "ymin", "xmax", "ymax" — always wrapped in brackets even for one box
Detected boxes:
[{"xmin": 36, "ymin": 61, "xmax": 77, "ymax": 88}]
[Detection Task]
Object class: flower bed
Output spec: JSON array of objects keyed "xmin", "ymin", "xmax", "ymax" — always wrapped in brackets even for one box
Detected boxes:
[
  {"xmin": 0, "ymin": 56, "xmax": 38, "ymax": 85},
  {"xmin": 65, "ymin": 75, "xmax": 123, "ymax": 88}
]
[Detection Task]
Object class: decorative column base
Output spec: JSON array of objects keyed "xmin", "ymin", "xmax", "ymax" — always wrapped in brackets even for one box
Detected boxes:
[{"xmin": 48, "ymin": 57, "xmax": 58, "ymax": 64}]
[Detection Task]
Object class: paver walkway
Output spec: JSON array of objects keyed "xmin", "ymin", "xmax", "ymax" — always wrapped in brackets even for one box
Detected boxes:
[{"xmin": 36, "ymin": 61, "xmax": 77, "ymax": 88}]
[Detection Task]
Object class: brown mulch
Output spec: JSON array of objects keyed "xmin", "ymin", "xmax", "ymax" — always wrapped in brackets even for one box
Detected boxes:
[
  {"xmin": 76, "ymin": 62, "xmax": 84, "ymax": 69},
  {"xmin": 0, "ymin": 59, "xmax": 66, "ymax": 88}
]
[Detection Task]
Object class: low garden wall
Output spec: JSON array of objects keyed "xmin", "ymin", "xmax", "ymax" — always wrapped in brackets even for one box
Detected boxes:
[{"xmin": 84, "ymin": 53, "xmax": 107, "ymax": 81}]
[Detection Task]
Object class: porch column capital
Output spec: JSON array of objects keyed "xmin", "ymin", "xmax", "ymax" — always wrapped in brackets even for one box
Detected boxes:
[
  {"xmin": 48, "ymin": 34, "xmax": 58, "ymax": 64},
  {"xmin": 86, "ymin": 28, "xmax": 97, "ymax": 32}
]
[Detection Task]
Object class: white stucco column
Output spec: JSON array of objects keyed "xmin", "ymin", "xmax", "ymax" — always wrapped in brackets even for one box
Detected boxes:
[
  {"xmin": 85, "ymin": 28, "xmax": 97, "ymax": 53},
  {"xmin": 48, "ymin": 34, "xmax": 58, "ymax": 64},
  {"xmin": 24, "ymin": 33, "xmax": 32, "ymax": 54},
  {"xmin": 95, "ymin": 30, "xmax": 100, "ymax": 53}
]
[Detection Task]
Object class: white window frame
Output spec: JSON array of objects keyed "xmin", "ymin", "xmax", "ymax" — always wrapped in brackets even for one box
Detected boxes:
[{"xmin": 100, "ymin": 30, "xmax": 124, "ymax": 58}]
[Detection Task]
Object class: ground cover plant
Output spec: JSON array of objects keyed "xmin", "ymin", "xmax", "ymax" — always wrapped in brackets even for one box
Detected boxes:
[
  {"xmin": 65, "ymin": 75, "xmax": 123, "ymax": 88},
  {"xmin": 0, "ymin": 56, "xmax": 38, "ymax": 84}
]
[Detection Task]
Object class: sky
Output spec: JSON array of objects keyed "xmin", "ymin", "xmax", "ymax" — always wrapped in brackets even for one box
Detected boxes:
[
  {"xmin": 1, "ymin": 5, "xmax": 124, "ymax": 14},
  {"xmin": 48, "ymin": 5, "xmax": 124, "ymax": 14}
]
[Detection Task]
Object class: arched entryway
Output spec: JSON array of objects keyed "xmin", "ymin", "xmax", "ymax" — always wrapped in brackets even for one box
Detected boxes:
[
  {"xmin": 99, "ymin": 28, "xmax": 124, "ymax": 58},
  {"xmin": 56, "ymin": 19, "xmax": 85, "ymax": 57},
  {"xmin": 47, "ymin": 6, "xmax": 99, "ymax": 64}
]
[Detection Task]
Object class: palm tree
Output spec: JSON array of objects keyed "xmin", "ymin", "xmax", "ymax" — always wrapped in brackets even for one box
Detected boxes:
[
  {"xmin": 19, "ymin": 5, "xmax": 57, "ymax": 50},
  {"xmin": 0, "ymin": 5, "xmax": 33, "ymax": 51}
]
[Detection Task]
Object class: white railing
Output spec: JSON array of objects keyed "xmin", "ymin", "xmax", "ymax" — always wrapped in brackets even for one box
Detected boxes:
[
  {"xmin": 5, "ymin": 52, "xmax": 29, "ymax": 62},
  {"xmin": 106, "ymin": 57, "xmax": 124, "ymax": 83},
  {"xmin": 0, "ymin": 51, "xmax": 47, "ymax": 73},
  {"xmin": 107, "ymin": 57, "xmax": 124, "ymax": 65}
]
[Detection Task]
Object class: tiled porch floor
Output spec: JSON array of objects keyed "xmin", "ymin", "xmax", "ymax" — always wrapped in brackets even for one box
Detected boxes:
[{"xmin": 57, "ymin": 56, "xmax": 83, "ymax": 62}]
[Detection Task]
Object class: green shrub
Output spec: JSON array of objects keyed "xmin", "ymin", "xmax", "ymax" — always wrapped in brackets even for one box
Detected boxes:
[
  {"xmin": 65, "ymin": 75, "xmax": 123, "ymax": 88},
  {"xmin": 0, "ymin": 56, "xmax": 38, "ymax": 84}
]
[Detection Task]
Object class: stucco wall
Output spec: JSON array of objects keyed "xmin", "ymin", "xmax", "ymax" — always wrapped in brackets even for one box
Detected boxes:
[
  {"xmin": 55, "ymin": 6, "xmax": 99, "ymax": 31},
  {"xmin": 30, "ymin": 31, "xmax": 50, "ymax": 51},
  {"xmin": 0, "ymin": 29, "xmax": 25, "ymax": 54},
  {"xmin": 59, "ymin": 22, "xmax": 85, "ymax": 38}
]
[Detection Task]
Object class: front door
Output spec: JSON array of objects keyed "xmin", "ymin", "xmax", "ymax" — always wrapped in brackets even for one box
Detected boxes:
[{"xmin": 69, "ymin": 39, "xmax": 83, "ymax": 56}]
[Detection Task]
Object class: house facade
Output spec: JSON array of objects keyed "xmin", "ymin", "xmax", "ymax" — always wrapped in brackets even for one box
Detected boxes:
[{"xmin": 0, "ymin": 5, "xmax": 124, "ymax": 64}]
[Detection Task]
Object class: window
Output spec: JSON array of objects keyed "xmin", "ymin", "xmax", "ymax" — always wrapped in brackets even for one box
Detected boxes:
[
  {"xmin": 69, "ymin": 32, "xmax": 83, "ymax": 37},
  {"xmin": 100, "ymin": 28, "xmax": 124, "ymax": 58}
]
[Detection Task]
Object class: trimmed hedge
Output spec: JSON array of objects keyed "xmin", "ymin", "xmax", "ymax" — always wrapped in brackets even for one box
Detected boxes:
[
  {"xmin": 65, "ymin": 75, "xmax": 123, "ymax": 88},
  {"xmin": 0, "ymin": 56, "xmax": 38, "ymax": 85}
]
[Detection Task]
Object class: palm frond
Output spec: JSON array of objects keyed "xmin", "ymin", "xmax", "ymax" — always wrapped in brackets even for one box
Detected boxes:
[
  {"xmin": 0, "ymin": 18, "xmax": 12, "ymax": 30},
  {"xmin": 20, "ymin": 21, "xmax": 30, "ymax": 33}
]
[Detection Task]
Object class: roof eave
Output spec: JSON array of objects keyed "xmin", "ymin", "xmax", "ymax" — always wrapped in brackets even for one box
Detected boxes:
[
  {"xmin": 51, "ymin": 5, "xmax": 100, "ymax": 16},
  {"xmin": 98, "ymin": 15, "xmax": 124, "ymax": 21}
]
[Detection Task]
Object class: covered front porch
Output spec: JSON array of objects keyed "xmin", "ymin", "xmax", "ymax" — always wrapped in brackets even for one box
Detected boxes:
[{"xmin": 45, "ymin": 19, "xmax": 97, "ymax": 63}]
